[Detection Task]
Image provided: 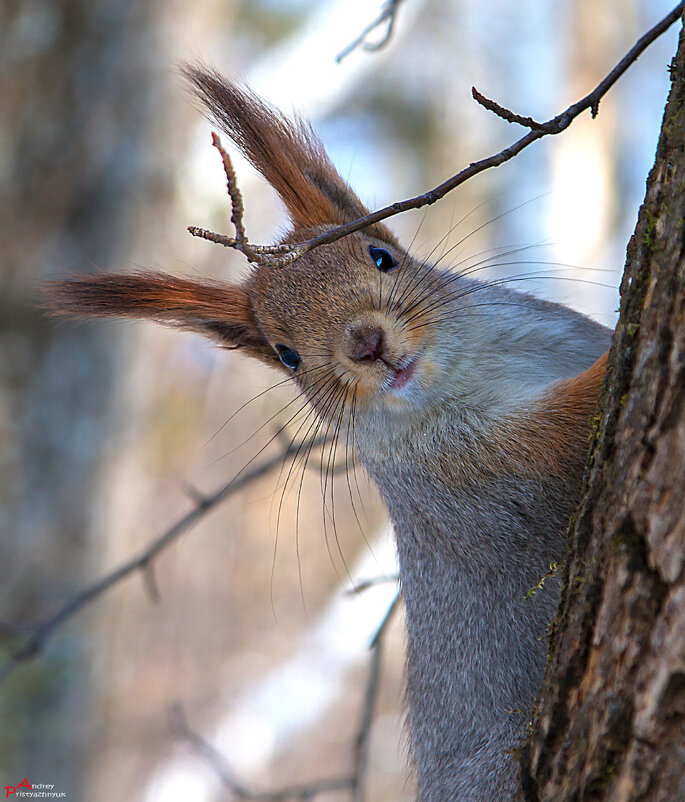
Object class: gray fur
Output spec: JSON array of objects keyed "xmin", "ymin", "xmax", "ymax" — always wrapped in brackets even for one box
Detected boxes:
[
  {"xmin": 350, "ymin": 281, "xmax": 611, "ymax": 800},
  {"xmin": 250, "ymin": 248, "xmax": 611, "ymax": 798}
]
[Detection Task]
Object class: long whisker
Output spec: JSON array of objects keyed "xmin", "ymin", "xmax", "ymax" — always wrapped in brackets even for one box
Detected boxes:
[
  {"xmin": 433, "ymin": 194, "xmax": 550, "ymax": 275},
  {"xmin": 342, "ymin": 384, "xmax": 365, "ymax": 536},
  {"xmin": 383, "ymin": 210, "xmax": 430, "ymax": 314},
  {"xmin": 269, "ymin": 371, "xmax": 343, "ymax": 612},
  {"xmin": 402, "ymin": 269, "xmax": 615, "ymax": 328},
  {"xmin": 391, "ymin": 197, "xmax": 496, "ymax": 313},
  {"xmin": 270, "ymin": 370, "xmax": 352, "ymax": 588},
  {"xmin": 315, "ymin": 381, "xmax": 355, "ymax": 579},
  {"xmin": 202, "ymin": 373, "xmax": 295, "ymax": 448},
  {"xmin": 344, "ymin": 385, "xmax": 375, "ymax": 557},
  {"xmin": 396, "ymin": 195, "xmax": 550, "ymax": 315},
  {"xmin": 399, "ymin": 245, "xmax": 558, "ymax": 322},
  {"xmin": 405, "ymin": 300, "xmax": 561, "ymax": 333},
  {"xmin": 407, "ymin": 292, "xmax": 612, "ymax": 333},
  {"xmin": 269, "ymin": 369, "xmax": 340, "ymax": 498},
  {"xmin": 390, "ymin": 228, "xmax": 453, "ymax": 315},
  {"xmin": 206, "ymin": 363, "xmax": 332, "ymax": 463},
  {"xmin": 397, "ymin": 245, "xmax": 541, "ymax": 322},
  {"xmin": 321, "ymin": 380, "xmax": 354, "ymax": 581},
  {"xmin": 292, "ymin": 411, "xmax": 337, "ymax": 610}
]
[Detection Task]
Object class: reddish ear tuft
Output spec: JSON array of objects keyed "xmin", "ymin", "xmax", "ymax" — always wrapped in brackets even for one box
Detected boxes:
[
  {"xmin": 184, "ymin": 66, "xmax": 336, "ymax": 230},
  {"xmin": 45, "ymin": 271, "xmax": 250, "ymax": 322},
  {"xmin": 183, "ymin": 65, "xmax": 398, "ymax": 245},
  {"xmin": 44, "ymin": 272, "xmax": 272, "ymax": 357}
]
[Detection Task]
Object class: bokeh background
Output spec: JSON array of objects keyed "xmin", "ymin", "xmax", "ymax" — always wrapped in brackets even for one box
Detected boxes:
[{"xmin": 0, "ymin": 1, "xmax": 679, "ymax": 799}]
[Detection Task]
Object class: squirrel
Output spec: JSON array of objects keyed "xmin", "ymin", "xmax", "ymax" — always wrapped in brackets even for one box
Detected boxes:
[{"xmin": 46, "ymin": 67, "xmax": 612, "ymax": 800}]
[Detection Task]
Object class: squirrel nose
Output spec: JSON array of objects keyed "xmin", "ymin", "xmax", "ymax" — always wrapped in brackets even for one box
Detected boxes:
[{"xmin": 348, "ymin": 325, "xmax": 385, "ymax": 363}]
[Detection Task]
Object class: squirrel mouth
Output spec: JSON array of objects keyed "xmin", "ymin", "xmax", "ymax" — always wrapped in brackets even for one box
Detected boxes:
[{"xmin": 388, "ymin": 357, "xmax": 417, "ymax": 390}]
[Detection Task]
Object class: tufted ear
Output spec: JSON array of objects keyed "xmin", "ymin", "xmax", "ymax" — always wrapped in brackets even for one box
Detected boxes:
[
  {"xmin": 183, "ymin": 65, "xmax": 398, "ymax": 246},
  {"xmin": 44, "ymin": 272, "xmax": 278, "ymax": 365}
]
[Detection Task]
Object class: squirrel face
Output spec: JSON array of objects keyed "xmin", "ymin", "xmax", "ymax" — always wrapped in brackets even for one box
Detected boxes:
[
  {"xmin": 246, "ymin": 231, "xmax": 454, "ymax": 420},
  {"xmin": 46, "ymin": 68, "xmax": 553, "ymax": 427}
]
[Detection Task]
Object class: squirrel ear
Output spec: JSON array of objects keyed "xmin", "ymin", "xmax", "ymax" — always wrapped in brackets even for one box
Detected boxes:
[
  {"xmin": 44, "ymin": 272, "xmax": 277, "ymax": 364},
  {"xmin": 183, "ymin": 66, "xmax": 398, "ymax": 246}
]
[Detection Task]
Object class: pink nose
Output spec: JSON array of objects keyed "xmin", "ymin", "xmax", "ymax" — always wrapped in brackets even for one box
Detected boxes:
[{"xmin": 348, "ymin": 326, "xmax": 385, "ymax": 363}]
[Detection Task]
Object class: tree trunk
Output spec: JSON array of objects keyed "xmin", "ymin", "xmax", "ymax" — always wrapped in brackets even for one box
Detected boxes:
[
  {"xmin": 519, "ymin": 12, "xmax": 685, "ymax": 802},
  {"xmin": 0, "ymin": 0, "xmax": 171, "ymax": 793}
]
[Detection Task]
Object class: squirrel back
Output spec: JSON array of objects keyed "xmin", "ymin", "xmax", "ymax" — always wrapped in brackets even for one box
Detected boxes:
[{"xmin": 46, "ymin": 68, "xmax": 612, "ymax": 800}]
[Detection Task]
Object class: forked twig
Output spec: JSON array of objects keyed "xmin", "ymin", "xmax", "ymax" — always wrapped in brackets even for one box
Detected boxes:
[
  {"xmin": 173, "ymin": 705, "xmax": 355, "ymax": 801},
  {"xmin": 188, "ymin": 134, "xmax": 303, "ymax": 267},
  {"xmin": 188, "ymin": 3, "xmax": 683, "ymax": 269},
  {"xmin": 172, "ymin": 592, "xmax": 401, "ymax": 802},
  {"xmin": 336, "ymin": 0, "xmax": 406, "ymax": 63}
]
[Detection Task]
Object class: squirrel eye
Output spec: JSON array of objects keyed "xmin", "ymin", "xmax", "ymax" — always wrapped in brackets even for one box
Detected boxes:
[
  {"xmin": 275, "ymin": 343, "xmax": 301, "ymax": 370},
  {"xmin": 368, "ymin": 245, "xmax": 398, "ymax": 273}
]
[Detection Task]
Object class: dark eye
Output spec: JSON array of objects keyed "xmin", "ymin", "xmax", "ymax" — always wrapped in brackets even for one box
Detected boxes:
[
  {"xmin": 368, "ymin": 245, "xmax": 398, "ymax": 273},
  {"xmin": 275, "ymin": 343, "xmax": 301, "ymax": 370}
]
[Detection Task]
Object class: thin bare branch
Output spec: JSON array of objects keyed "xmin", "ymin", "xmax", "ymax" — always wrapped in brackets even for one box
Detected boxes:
[
  {"xmin": 336, "ymin": 0, "xmax": 406, "ymax": 63},
  {"xmin": 471, "ymin": 87, "xmax": 547, "ymax": 130},
  {"xmin": 182, "ymin": 480, "xmax": 211, "ymax": 507},
  {"xmin": 344, "ymin": 574, "xmax": 399, "ymax": 596},
  {"xmin": 186, "ymin": 225, "xmax": 238, "ymax": 249},
  {"xmin": 194, "ymin": 135, "xmax": 304, "ymax": 268},
  {"xmin": 353, "ymin": 591, "xmax": 401, "ymax": 801},
  {"xmin": 142, "ymin": 557, "xmax": 162, "ymax": 604},
  {"xmin": 173, "ymin": 592, "xmax": 401, "ymax": 802},
  {"xmin": 213, "ymin": 131, "xmax": 248, "ymax": 248},
  {"xmin": 368, "ymin": 590, "xmax": 401, "ymax": 650},
  {"xmin": 0, "ymin": 437, "xmax": 327, "ymax": 684},
  {"xmin": 189, "ymin": 3, "xmax": 683, "ymax": 268},
  {"xmin": 174, "ymin": 704, "xmax": 355, "ymax": 800}
]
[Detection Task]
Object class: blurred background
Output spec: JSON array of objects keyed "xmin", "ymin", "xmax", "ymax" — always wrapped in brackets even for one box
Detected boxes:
[{"xmin": 0, "ymin": 0, "xmax": 679, "ymax": 799}]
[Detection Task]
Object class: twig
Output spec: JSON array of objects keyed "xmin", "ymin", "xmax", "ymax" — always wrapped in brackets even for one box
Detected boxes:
[
  {"xmin": 173, "ymin": 705, "xmax": 355, "ymax": 801},
  {"xmin": 214, "ymin": 131, "xmax": 248, "ymax": 249},
  {"xmin": 183, "ymin": 481, "xmax": 211, "ymax": 507},
  {"xmin": 188, "ymin": 135, "xmax": 303, "ymax": 268},
  {"xmin": 352, "ymin": 591, "xmax": 401, "ymax": 801},
  {"xmin": 189, "ymin": 3, "xmax": 683, "ymax": 268},
  {"xmin": 186, "ymin": 135, "xmax": 303, "ymax": 266},
  {"xmin": 336, "ymin": 0, "xmax": 406, "ymax": 63},
  {"xmin": 142, "ymin": 557, "xmax": 162, "ymax": 604},
  {"xmin": 172, "ymin": 592, "xmax": 402, "ymax": 802},
  {"xmin": 369, "ymin": 590, "xmax": 401, "ymax": 650},
  {"xmin": 344, "ymin": 575, "xmax": 399, "ymax": 596},
  {"xmin": 471, "ymin": 87, "xmax": 547, "ymax": 130},
  {"xmin": 0, "ymin": 437, "xmax": 327, "ymax": 684}
]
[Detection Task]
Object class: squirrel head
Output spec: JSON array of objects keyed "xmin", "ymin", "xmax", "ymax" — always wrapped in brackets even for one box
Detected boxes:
[{"xmin": 45, "ymin": 67, "xmax": 465, "ymax": 424}]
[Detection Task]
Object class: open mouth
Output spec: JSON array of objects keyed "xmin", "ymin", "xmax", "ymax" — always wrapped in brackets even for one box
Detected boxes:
[{"xmin": 388, "ymin": 357, "xmax": 417, "ymax": 390}]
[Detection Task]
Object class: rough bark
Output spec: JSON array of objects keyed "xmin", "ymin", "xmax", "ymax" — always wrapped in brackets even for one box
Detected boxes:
[{"xmin": 519, "ymin": 14, "xmax": 685, "ymax": 802}]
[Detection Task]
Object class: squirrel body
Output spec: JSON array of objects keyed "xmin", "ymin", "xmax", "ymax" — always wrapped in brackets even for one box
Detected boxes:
[
  {"xmin": 47, "ymin": 69, "xmax": 612, "ymax": 800},
  {"xmin": 353, "ymin": 284, "xmax": 609, "ymax": 798}
]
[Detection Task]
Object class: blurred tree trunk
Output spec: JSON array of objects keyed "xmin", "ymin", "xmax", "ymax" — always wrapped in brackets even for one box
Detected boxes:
[
  {"xmin": 519, "ymin": 14, "xmax": 685, "ymax": 802},
  {"xmin": 0, "ymin": 0, "xmax": 167, "ymax": 794}
]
